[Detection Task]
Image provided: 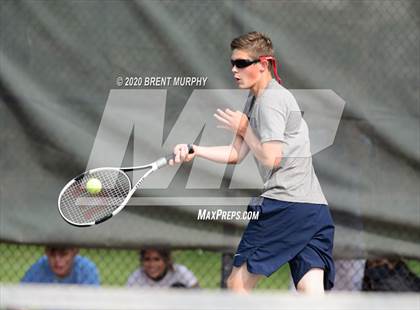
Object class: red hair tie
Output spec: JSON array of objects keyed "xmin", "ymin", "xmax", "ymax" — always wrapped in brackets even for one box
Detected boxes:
[{"xmin": 259, "ymin": 55, "xmax": 283, "ymax": 84}]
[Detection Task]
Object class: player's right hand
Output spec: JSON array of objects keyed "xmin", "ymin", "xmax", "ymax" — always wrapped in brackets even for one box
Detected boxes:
[{"xmin": 169, "ymin": 144, "xmax": 195, "ymax": 166}]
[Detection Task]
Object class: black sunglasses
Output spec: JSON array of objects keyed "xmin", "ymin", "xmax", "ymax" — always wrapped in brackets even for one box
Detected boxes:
[{"xmin": 230, "ymin": 59, "xmax": 260, "ymax": 69}]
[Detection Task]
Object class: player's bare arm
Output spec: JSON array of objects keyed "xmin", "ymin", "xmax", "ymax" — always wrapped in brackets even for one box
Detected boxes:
[
  {"xmin": 214, "ymin": 108, "xmax": 282, "ymax": 169},
  {"xmin": 170, "ymin": 134, "xmax": 249, "ymax": 166}
]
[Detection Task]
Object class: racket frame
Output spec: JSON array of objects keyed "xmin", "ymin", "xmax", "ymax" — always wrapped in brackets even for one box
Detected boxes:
[
  {"xmin": 58, "ymin": 163, "xmax": 158, "ymax": 227},
  {"xmin": 58, "ymin": 144, "xmax": 193, "ymax": 227}
]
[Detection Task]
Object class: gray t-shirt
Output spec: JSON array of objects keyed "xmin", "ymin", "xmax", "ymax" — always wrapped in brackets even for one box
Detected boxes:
[{"xmin": 244, "ymin": 79, "xmax": 327, "ymax": 204}]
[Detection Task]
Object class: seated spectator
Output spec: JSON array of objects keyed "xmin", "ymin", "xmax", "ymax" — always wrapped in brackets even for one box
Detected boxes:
[
  {"xmin": 127, "ymin": 248, "xmax": 199, "ymax": 288},
  {"xmin": 362, "ymin": 258, "xmax": 420, "ymax": 292},
  {"xmin": 21, "ymin": 245, "xmax": 99, "ymax": 285}
]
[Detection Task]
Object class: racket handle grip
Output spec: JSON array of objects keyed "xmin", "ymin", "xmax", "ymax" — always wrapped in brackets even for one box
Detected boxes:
[
  {"xmin": 187, "ymin": 144, "xmax": 195, "ymax": 154},
  {"xmin": 158, "ymin": 144, "xmax": 195, "ymax": 169}
]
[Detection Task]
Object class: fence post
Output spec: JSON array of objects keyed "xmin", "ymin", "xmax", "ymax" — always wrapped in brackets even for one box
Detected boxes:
[{"xmin": 221, "ymin": 252, "xmax": 234, "ymax": 288}]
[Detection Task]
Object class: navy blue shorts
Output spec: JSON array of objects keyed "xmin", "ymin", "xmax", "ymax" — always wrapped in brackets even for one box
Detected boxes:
[{"xmin": 232, "ymin": 197, "xmax": 335, "ymax": 290}]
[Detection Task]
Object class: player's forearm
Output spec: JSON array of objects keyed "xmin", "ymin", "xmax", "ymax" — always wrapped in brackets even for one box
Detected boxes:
[
  {"xmin": 194, "ymin": 145, "xmax": 239, "ymax": 164},
  {"xmin": 242, "ymin": 128, "xmax": 282, "ymax": 169}
]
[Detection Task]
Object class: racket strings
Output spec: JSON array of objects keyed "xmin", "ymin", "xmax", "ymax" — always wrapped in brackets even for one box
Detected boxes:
[{"xmin": 59, "ymin": 169, "xmax": 131, "ymax": 224}]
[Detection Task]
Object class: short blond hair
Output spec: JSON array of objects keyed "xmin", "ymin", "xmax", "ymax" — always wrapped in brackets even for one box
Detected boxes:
[{"xmin": 230, "ymin": 31, "xmax": 274, "ymax": 58}]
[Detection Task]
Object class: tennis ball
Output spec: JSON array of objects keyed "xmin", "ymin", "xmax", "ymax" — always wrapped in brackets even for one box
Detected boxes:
[{"xmin": 86, "ymin": 178, "xmax": 102, "ymax": 195}]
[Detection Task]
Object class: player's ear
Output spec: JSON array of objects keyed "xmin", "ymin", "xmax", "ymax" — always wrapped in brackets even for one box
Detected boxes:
[{"xmin": 259, "ymin": 57, "xmax": 269, "ymax": 71}]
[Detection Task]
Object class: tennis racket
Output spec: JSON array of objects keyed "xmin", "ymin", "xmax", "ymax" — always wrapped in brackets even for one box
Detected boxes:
[{"xmin": 58, "ymin": 144, "xmax": 194, "ymax": 227}]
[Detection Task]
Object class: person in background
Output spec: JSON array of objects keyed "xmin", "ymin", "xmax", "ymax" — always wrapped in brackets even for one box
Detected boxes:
[
  {"xmin": 127, "ymin": 248, "xmax": 199, "ymax": 288},
  {"xmin": 362, "ymin": 258, "xmax": 420, "ymax": 292},
  {"xmin": 21, "ymin": 245, "xmax": 100, "ymax": 285}
]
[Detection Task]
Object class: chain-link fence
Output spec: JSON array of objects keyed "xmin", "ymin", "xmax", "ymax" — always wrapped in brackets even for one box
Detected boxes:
[
  {"xmin": 1, "ymin": 0, "xmax": 419, "ymax": 295},
  {"xmin": 1, "ymin": 243, "xmax": 419, "ymax": 291}
]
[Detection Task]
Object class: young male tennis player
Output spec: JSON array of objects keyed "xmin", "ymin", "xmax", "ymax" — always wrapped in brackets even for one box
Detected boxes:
[{"xmin": 170, "ymin": 32, "xmax": 335, "ymax": 294}]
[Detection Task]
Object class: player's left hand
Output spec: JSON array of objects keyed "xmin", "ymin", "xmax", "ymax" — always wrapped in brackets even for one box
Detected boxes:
[{"xmin": 214, "ymin": 108, "xmax": 248, "ymax": 137}]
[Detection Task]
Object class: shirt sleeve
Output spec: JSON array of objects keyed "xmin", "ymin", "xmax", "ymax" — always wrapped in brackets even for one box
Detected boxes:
[
  {"xmin": 175, "ymin": 264, "xmax": 198, "ymax": 288},
  {"xmin": 76, "ymin": 256, "xmax": 100, "ymax": 285},
  {"xmin": 21, "ymin": 265, "xmax": 37, "ymax": 283},
  {"xmin": 126, "ymin": 269, "xmax": 141, "ymax": 287},
  {"xmin": 257, "ymin": 92, "xmax": 288, "ymax": 143},
  {"xmin": 21, "ymin": 257, "xmax": 47, "ymax": 283}
]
